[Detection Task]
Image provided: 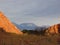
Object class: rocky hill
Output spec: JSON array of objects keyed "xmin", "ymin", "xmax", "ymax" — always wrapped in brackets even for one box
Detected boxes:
[
  {"xmin": 46, "ymin": 23, "xmax": 60, "ymax": 35},
  {"xmin": 0, "ymin": 12, "xmax": 23, "ymax": 34}
]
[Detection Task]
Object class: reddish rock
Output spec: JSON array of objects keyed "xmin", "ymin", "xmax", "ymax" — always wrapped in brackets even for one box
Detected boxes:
[
  {"xmin": 0, "ymin": 12, "xmax": 23, "ymax": 34},
  {"xmin": 46, "ymin": 24, "xmax": 60, "ymax": 35}
]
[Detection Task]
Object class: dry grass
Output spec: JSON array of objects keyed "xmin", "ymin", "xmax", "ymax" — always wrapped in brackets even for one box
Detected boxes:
[{"xmin": 0, "ymin": 32, "xmax": 60, "ymax": 45}]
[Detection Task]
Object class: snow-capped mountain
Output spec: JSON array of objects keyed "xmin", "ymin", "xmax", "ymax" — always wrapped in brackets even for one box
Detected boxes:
[
  {"xmin": 13, "ymin": 22, "xmax": 50, "ymax": 30},
  {"xmin": 18, "ymin": 23, "xmax": 37, "ymax": 30}
]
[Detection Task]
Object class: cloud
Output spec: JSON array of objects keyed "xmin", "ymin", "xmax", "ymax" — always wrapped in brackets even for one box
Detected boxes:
[
  {"xmin": 22, "ymin": 0, "xmax": 60, "ymax": 17},
  {"xmin": 0, "ymin": 0, "xmax": 60, "ymax": 25}
]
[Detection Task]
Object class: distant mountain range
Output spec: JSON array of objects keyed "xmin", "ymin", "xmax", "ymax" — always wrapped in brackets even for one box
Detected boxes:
[
  {"xmin": 13, "ymin": 23, "xmax": 49, "ymax": 30},
  {"xmin": 13, "ymin": 23, "xmax": 37, "ymax": 30}
]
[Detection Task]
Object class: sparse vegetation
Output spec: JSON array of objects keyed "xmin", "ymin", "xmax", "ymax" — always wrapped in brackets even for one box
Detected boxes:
[
  {"xmin": 22, "ymin": 28, "xmax": 47, "ymax": 35},
  {"xmin": 0, "ymin": 34, "xmax": 60, "ymax": 45},
  {"xmin": 0, "ymin": 30, "xmax": 60, "ymax": 45}
]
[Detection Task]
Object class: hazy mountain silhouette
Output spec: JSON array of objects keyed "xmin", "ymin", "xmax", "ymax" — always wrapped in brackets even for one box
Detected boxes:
[
  {"xmin": 13, "ymin": 23, "xmax": 37, "ymax": 30},
  {"xmin": 13, "ymin": 22, "xmax": 50, "ymax": 31}
]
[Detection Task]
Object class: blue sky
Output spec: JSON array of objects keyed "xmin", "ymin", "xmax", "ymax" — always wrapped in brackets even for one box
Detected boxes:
[{"xmin": 0, "ymin": 0, "xmax": 60, "ymax": 26}]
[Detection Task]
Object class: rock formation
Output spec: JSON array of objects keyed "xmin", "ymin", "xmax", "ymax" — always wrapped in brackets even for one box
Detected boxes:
[
  {"xmin": 46, "ymin": 24, "xmax": 60, "ymax": 35},
  {"xmin": 0, "ymin": 12, "xmax": 23, "ymax": 34}
]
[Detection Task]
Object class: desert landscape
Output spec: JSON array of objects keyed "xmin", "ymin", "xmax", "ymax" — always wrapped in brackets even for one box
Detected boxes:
[
  {"xmin": 0, "ymin": 0, "xmax": 60, "ymax": 45},
  {"xmin": 0, "ymin": 12, "xmax": 60, "ymax": 45}
]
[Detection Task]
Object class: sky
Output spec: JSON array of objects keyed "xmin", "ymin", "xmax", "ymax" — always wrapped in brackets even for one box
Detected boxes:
[{"xmin": 0, "ymin": 0, "xmax": 60, "ymax": 26}]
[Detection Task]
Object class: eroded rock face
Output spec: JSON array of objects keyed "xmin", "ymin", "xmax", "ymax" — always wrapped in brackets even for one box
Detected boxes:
[
  {"xmin": 46, "ymin": 24, "xmax": 60, "ymax": 35},
  {"xmin": 0, "ymin": 12, "xmax": 23, "ymax": 34}
]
